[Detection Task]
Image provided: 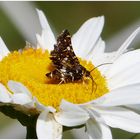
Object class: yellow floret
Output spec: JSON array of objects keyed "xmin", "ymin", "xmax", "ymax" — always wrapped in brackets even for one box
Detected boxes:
[{"xmin": 0, "ymin": 48, "xmax": 109, "ymax": 109}]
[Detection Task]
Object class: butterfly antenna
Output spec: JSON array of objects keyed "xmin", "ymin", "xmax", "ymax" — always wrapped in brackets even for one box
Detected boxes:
[
  {"xmin": 89, "ymin": 63, "xmax": 112, "ymax": 95},
  {"xmin": 90, "ymin": 63, "xmax": 112, "ymax": 73}
]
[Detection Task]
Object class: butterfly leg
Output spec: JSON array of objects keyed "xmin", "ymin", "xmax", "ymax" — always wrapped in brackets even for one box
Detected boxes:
[
  {"xmin": 58, "ymin": 76, "xmax": 66, "ymax": 85},
  {"xmin": 82, "ymin": 78, "xmax": 90, "ymax": 91},
  {"xmin": 58, "ymin": 79, "xmax": 64, "ymax": 85}
]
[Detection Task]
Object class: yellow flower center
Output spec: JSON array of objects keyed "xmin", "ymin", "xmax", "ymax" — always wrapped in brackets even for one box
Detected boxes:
[{"xmin": 0, "ymin": 48, "xmax": 109, "ymax": 109}]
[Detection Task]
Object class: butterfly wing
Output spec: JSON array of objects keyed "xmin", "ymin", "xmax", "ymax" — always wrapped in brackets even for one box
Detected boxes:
[
  {"xmin": 50, "ymin": 29, "xmax": 80, "ymax": 70},
  {"xmin": 46, "ymin": 29, "xmax": 87, "ymax": 82}
]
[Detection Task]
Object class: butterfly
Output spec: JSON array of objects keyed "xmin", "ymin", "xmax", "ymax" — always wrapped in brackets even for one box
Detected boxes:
[
  {"xmin": 46, "ymin": 29, "xmax": 112, "ymax": 93},
  {"xmin": 46, "ymin": 29, "xmax": 94, "ymax": 84}
]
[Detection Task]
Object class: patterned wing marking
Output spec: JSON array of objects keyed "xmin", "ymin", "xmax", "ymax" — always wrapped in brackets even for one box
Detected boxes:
[
  {"xmin": 46, "ymin": 29, "xmax": 90, "ymax": 83},
  {"xmin": 50, "ymin": 29, "xmax": 80, "ymax": 69}
]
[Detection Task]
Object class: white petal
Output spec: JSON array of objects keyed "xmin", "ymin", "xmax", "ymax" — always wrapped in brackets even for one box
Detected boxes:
[
  {"xmin": 0, "ymin": 37, "xmax": 10, "ymax": 60},
  {"xmin": 94, "ymin": 84, "xmax": 140, "ymax": 107},
  {"xmin": 36, "ymin": 33, "xmax": 43, "ymax": 49},
  {"xmin": 54, "ymin": 100, "xmax": 89, "ymax": 127},
  {"xmin": 94, "ymin": 106, "xmax": 140, "ymax": 133},
  {"xmin": 108, "ymin": 62, "xmax": 140, "ymax": 90},
  {"xmin": 91, "ymin": 27, "xmax": 140, "ymax": 76},
  {"xmin": 90, "ymin": 38, "xmax": 105, "ymax": 56},
  {"xmin": 36, "ymin": 9, "xmax": 50, "ymax": 30},
  {"xmin": 106, "ymin": 49, "xmax": 140, "ymax": 78},
  {"xmin": 113, "ymin": 27, "xmax": 140, "ymax": 61},
  {"xmin": 72, "ymin": 16, "xmax": 104, "ymax": 59},
  {"xmin": 11, "ymin": 93, "xmax": 34, "ymax": 108},
  {"xmin": 0, "ymin": 83, "xmax": 11, "ymax": 102},
  {"xmin": 86, "ymin": 38, "xmax": 105, "ymax": 62},
  {"xmin": 86, "ymin": 118, "xmax": 112, "ymax": 139},
  {"xmin": 87, "ymin": 38, "xmax": 116, "ymax": 67},
  {"xmin": 125, "ymin": 104, "xmax": 140, "ymax": 114},
  {"xmin": 33, "ymin": 97, "xmax": 47, "ymax": 111},
  {"xmin": 95, "ymin": 52, "xmax": 115, "ymax": 74},
  {"xmin": 8, "ymin": 80, "xmax": 32, "ymax": 97},
  {"xmin": 33, "ymin": 97, "xmax": 56, "ymax": 113},
  {"xmin": 94, "ymin": 27, "xmax": 140, "ymax": 75},
  {"xmin": 86, "ymin": 38, "xmax": 115, "ymax": 74},
  {"xmin": 36, "ymin": 110, "xmax": 62, "ymax": 139},
  {"xmin": 36, "ymin": 9, "xmax": 56, "ymax": 51}
]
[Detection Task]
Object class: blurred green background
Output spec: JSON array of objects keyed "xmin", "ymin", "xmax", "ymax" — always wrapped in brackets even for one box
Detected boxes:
[
  {"xmin": 0, "ymin": 1, "xmax": 140, "ymax": 138},
  {"xmin": 0, "ymin": 2, "xmax": 140, "ymax": 50}
]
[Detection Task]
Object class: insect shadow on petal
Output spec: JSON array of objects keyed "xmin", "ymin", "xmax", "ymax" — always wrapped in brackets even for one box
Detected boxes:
[{"xmin": 46, "ymin": 29, "xmax": 111, "ymax": 93}]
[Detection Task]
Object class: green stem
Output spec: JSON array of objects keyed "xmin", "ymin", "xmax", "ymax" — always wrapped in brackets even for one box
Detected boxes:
[
  {"xmin": 26, "ymin": 125, "xmax": 37, "ymax": 139},
  {"xmin": 25, "ymin": 115, "xmax": 38, "ymax": 139},
  {"xmin": 130, "ymin": 133, "xmax": 139, "ymax": 139},
  {"xmin": 0, "ymin": 103, "xmax": 39, "ymax": 138}
]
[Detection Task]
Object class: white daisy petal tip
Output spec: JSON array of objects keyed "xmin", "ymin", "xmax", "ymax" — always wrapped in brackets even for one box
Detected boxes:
[
  {"xmin": 37, "ymin": 110, "xmax": 62, "ymax": 139},
  {"xmin": 36, "ymin": 9, "xmax": 48, "ymax": 30},
  {"xmin": 88, "ymin": 15, "xmax": 104, "ymax": 25},
  {"xmin": 98, "ymin": 15, "xmax": 104, "ymax": 23}
]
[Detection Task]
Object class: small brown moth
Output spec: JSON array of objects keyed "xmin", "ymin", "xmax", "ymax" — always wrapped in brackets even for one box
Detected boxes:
[
  {"xmin": 46, "ymin": 29, "xmax": 93, "ymax": 84},
  {"xmin": 46, "ymin": 29, "xmax": 112, "ymax": 93}
]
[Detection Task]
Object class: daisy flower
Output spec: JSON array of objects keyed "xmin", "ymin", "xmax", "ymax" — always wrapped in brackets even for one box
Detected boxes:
[{"xmin": 1, "ymin": 9, "xmax": 140, "ymax": 139}]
